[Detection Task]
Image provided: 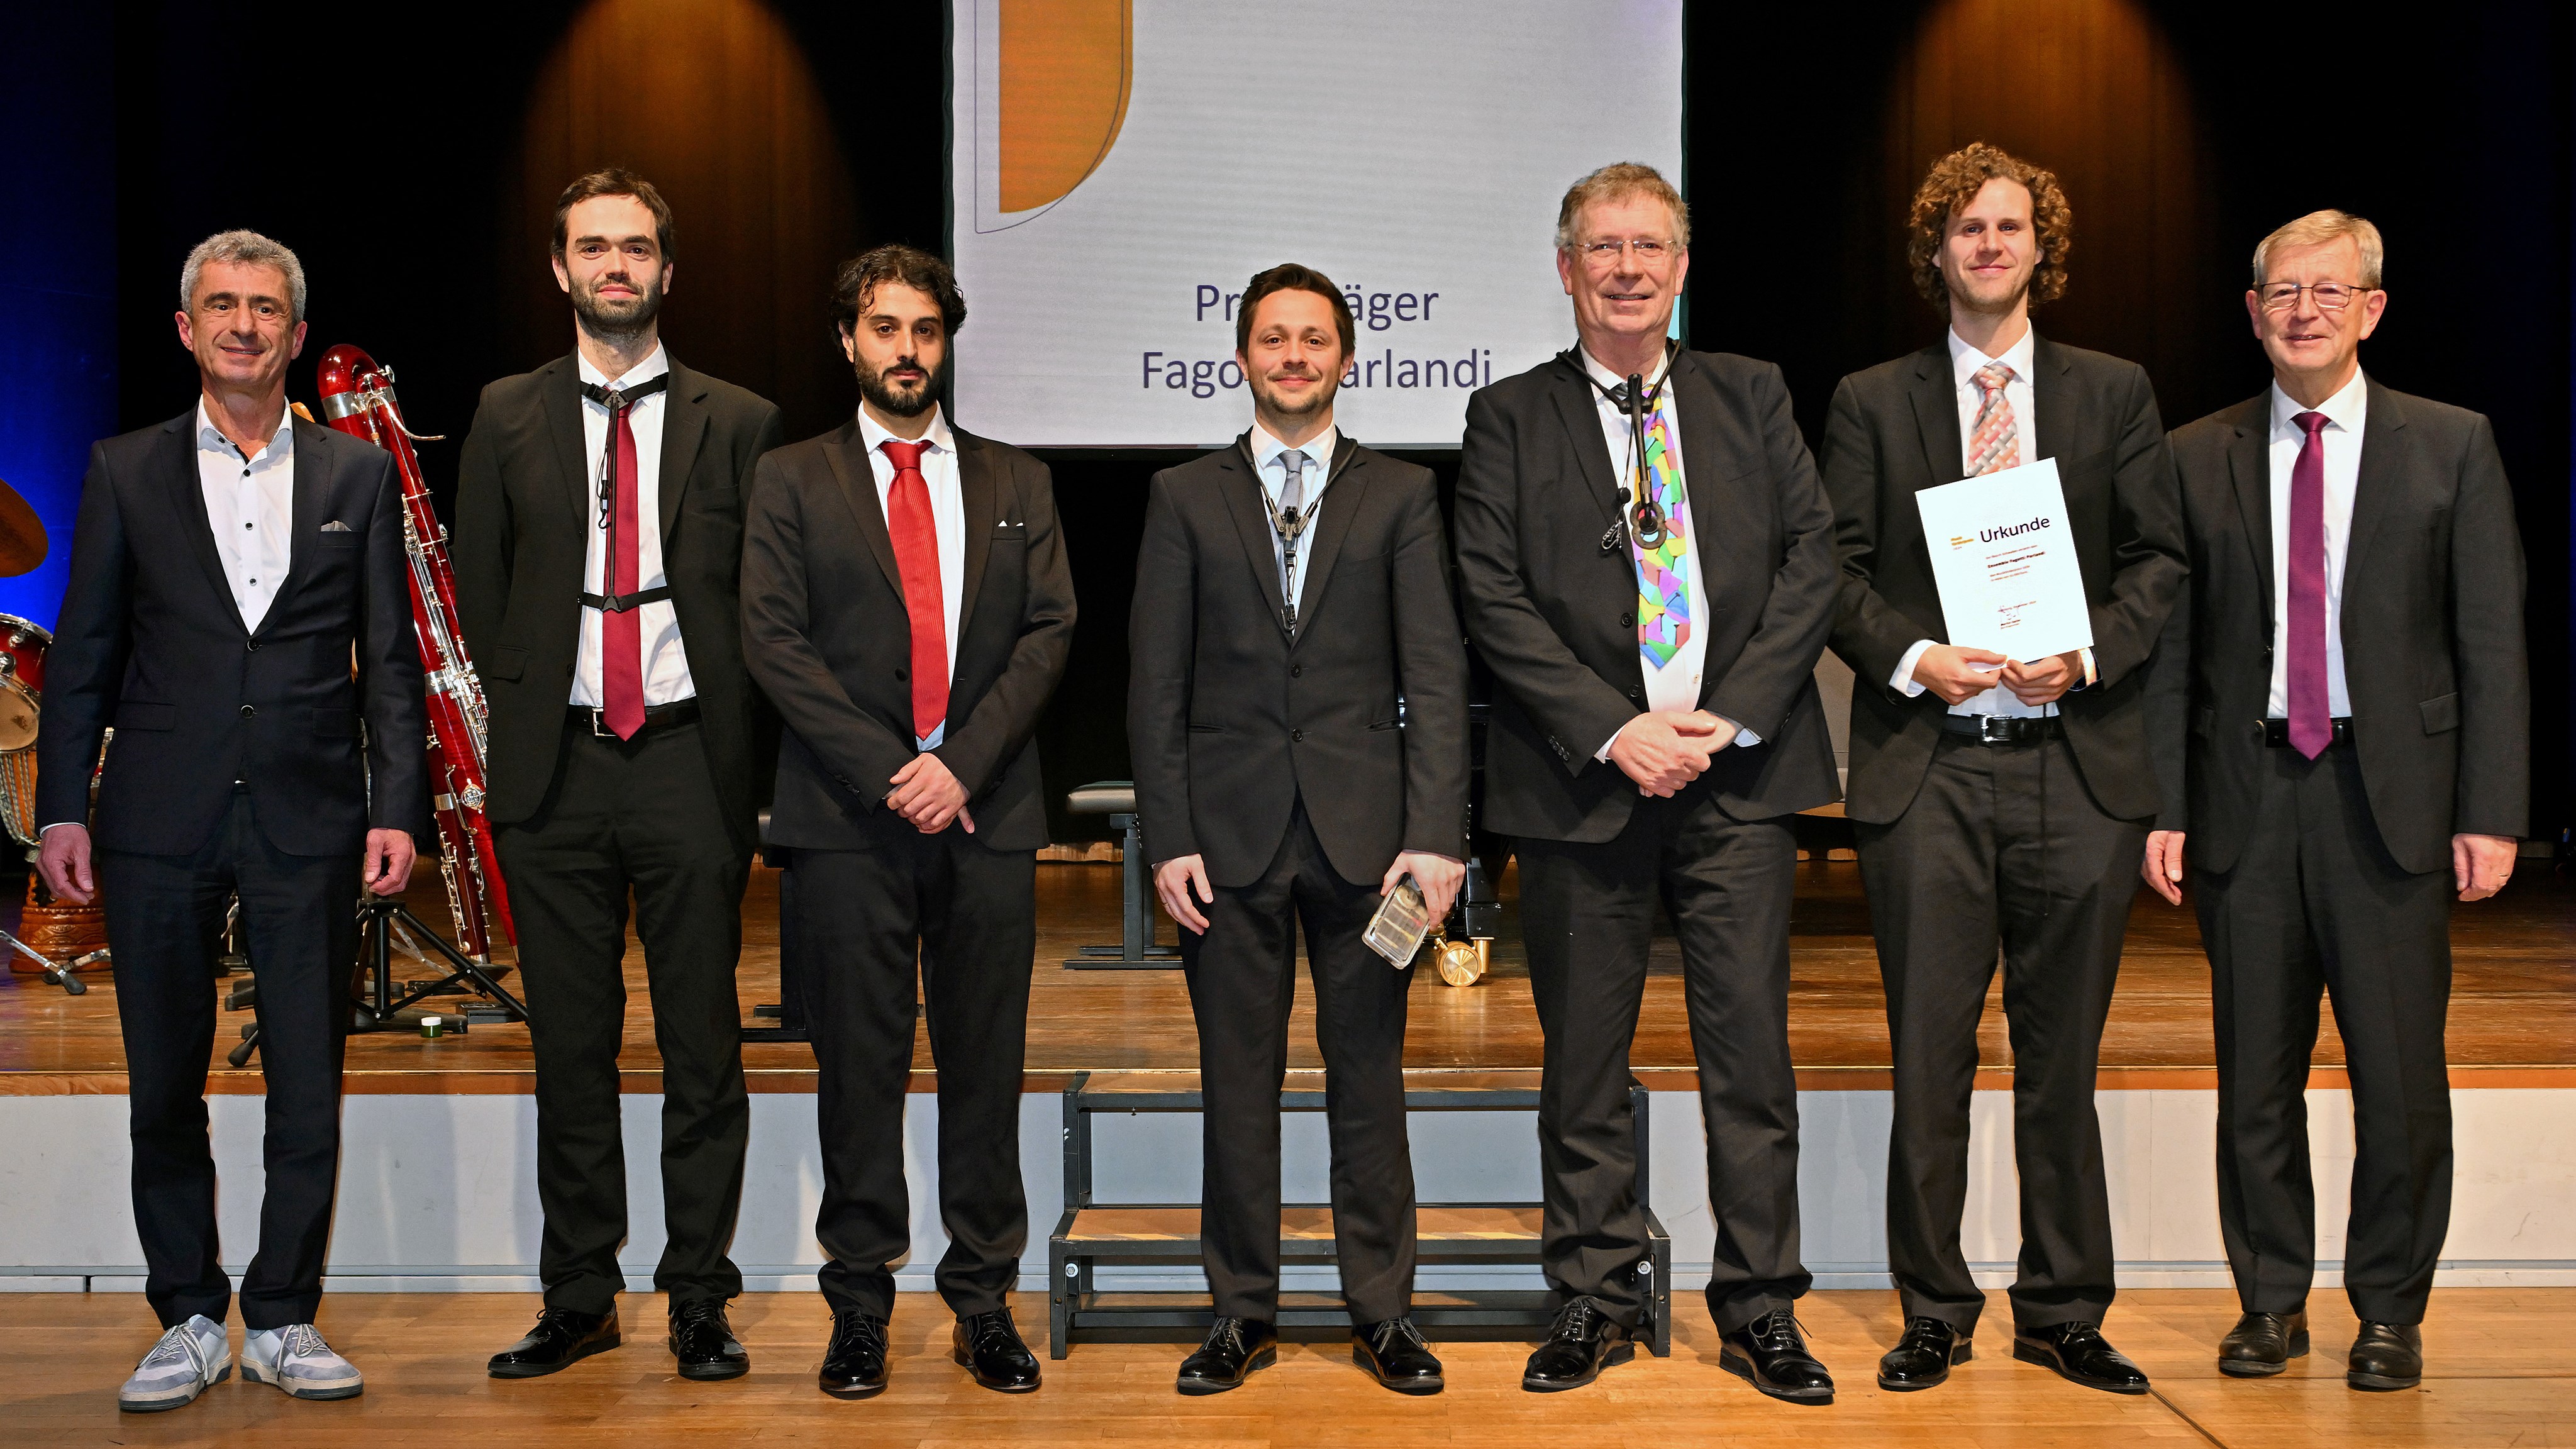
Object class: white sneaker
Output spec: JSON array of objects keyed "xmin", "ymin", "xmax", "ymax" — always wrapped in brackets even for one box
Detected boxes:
[
  {"xmin": 242, "ymin": 1323, "xmax": 365, "ymax": 1401},
  {"xmin": 119, "ymin": 1314, "xmax": 230, "ymax": 1413}
]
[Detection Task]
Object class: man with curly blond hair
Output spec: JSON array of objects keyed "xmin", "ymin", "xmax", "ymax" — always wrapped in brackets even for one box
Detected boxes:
[{"xmin": 1819, "ymin": 142, "xmax": 2185, "ymax": 1396}]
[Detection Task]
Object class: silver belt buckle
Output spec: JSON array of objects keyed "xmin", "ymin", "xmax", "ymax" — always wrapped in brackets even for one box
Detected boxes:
[
  {"xmin": 587, "ymin": 707, "xmax": 612, "ymax": 738},
  {"xmin": 1978, "ymin": 715, "xmax": 2015, "ymax": 744}
]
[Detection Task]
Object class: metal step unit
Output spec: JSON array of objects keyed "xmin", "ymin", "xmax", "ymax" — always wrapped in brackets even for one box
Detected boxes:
[{"xmin": 1047, "ymin": 1070, "xmax": 1671, "ymax": 1359}]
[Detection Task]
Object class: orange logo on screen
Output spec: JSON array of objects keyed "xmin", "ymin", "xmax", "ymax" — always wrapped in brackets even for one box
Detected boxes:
[
  {"xmin": 1948, "ymin": 535, "xmax": 1973, "ymax": 549},
  {"xmin": 992, "ymin": 0, "xmax": 1132, "ymax": 219}
]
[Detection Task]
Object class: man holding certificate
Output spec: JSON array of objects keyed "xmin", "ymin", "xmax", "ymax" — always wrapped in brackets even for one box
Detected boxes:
[{"xmin": 1820, "ymin": 143, "xmax": 2185, "ymax": 1396}]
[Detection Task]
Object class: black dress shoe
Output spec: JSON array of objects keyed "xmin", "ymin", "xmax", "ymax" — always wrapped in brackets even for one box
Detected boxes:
[
  {"xmin": 488, "ymin": 1305, "xmax": 621, "ymax": 1379},
  {"xmin": 819, "ymin": 1311, "xmax": 890, "ymax": 1399},
  {"xmin": 1719, "ymin": 1309, "xmax": 1833, "ymax": 1404},
  {"xmin": 1877, "ymin": 1316, "xmax": 1974, "ymax": 1392},
  {"xmin": 2012, "ymin": 1321, "xmax": 2149, "ymax": 1394},
  {"xmin": 1177, "ymin": 1317, "xmax": 1277, "ymax": 1395},
  {"xmin": 952, "ymin": 1309, "xmax": 1041, "ymax": 1392},
  {"xmin": 1352, "ymin": 1318, "xmax": 1444, "ymax": 1395},
  {"xmin": 668, "ymin": 1297, "xmax": 749, "ymax": 1381},
  {"xmin": 2218, "ymin": 1310, "xmax": 2309, "ymax": 1377},
  {"xmin": 2347, "ymin": 1321, "xmax": 2423, "ymax": 1391},
  {"xmin": 1521, "ymin": 1297, "xmax": 1635, "ymax": 1392}
]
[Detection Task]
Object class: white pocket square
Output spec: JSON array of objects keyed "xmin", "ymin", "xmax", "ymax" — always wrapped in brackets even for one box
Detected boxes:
[{"xmin": 319, "ymin": 520, "xmax": 354, "ymax": 533}]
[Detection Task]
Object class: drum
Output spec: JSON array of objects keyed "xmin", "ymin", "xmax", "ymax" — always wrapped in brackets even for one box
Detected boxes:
[{"xmin": 0, "ymin": 614, "xmax": 47, "ymax": 754}]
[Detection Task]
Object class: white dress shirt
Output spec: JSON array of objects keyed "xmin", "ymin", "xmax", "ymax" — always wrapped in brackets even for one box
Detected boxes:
[
  {"xmin": 1579, "ymin": 348, "xmax": 1749, "ymax": 758},
  {"xmin": 2265, "ymin": 370, "xmax": 2365, "ymax": 718},
  {"xmin": 197, "ymin": 399, "xmax": 296, "ymax": 631},
  {"xmin": 1250, "ymin": 421, "xmax": 1338, "ymax": 621},
  {"xmin": 862, "ymin": 404, "xmax": 965, "ymax": 748},
  {"xmin": 573, "ymin": 345, "xmax": 693, "ymax": 709},
  {"xmin": 1891, "ymin": 325, "xmax": 2090, "ymax": 716}
]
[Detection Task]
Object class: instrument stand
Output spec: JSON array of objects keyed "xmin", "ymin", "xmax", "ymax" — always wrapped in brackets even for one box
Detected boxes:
[
  {"xmin": 228, "ymin": 894, "xmax": 527, "ymax": 1067},
  {"xmin": 2, "ymin": 929, "xmax": 103, "ymax": 996}
]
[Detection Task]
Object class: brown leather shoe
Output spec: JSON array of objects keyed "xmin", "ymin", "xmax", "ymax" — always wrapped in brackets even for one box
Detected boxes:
[{"xmin": 2218, "ymin": 1310, "xmax": 2309, "ymax": 1377}]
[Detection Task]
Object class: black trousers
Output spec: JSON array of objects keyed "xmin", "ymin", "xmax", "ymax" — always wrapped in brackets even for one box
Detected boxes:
[
  {"xmin": 1855, "ymin": 731, "xmax": 2143, "ymax": 1332},
  {"xmin": 1516, "ymin": 787, "xmax": 1807, "ymax": 1335},
  {"xmin": 103, "ymin": 790, "xmax": 357, "ymax": 1330},
  {"xmin": 790, "ymin": 826, "xmax": 1035, "ymax": 1321},
  {"xmin": 2196, "ymin": 741, "xmax": 2454, "ymax": 1325},
  {"xmin": 1184, "ymin": 801, "xmax": 1416, "ymax": 1324},
  {"xmin": 494, "ymin": 718, "xmax": 751, "ymax": 1312}
]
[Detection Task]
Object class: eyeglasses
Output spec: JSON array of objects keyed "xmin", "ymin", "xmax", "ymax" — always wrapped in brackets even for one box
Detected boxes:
[
  {"xmin": 1577, "ymin": 238, "xmax": 1677, "ymax": 265},
  {"xmin": 2257, "ymin": 280, "xmax": 2375, "ymax": 311}
]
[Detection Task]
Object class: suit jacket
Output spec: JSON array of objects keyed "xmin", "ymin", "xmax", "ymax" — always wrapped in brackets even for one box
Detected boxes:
[
  {"xmin": 1128, "ymin": 434, "xmax": 1468, "ymax": 889},
  {"xmin": 452, "ymin": 353, "xmax": 784, "ymax": 852},
  {"xmin": 38, "ymin": 409, "xmax": 426, "ymax": 856},
  {"xmin": 1454, "ymin": 350, "xmax": 1841, "ymax": 843},
  {"xmin": 740, "ymin": 418, "xmax": 1075, "ymax": 853},
  {"xmin": 1821, "ymin": 336, "xmax": 2187, "ymax": 824},
  {"xmin": 2146, "ymin": 377, "xmax": 2529, "ymax": 875}
]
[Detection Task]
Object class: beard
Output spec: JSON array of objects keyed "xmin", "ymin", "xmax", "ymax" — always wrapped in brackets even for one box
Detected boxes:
[
  {"xmin": 570, "ymin": 269, "xmax": 663, "ymax": 343},
  {"xmin": 856, "ymin": 348, "xmax": 950, "ymax": 419},
  {"xmin": 1248, "ymin": 364, "xmax": 1339, "ymax": 422}
]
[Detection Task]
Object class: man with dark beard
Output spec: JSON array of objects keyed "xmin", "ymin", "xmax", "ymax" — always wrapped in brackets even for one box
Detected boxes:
[
  {"xmin": 1129, "ymin": 264, "xmax": 1468, "ymax": 1396},
  {"xmin": 455, "ymin": 169, "xmax": 784, "ymax": 1384},
  {"xmin": 740, "ymin": 245, "xmax": 1074, "ymax": 1399}
]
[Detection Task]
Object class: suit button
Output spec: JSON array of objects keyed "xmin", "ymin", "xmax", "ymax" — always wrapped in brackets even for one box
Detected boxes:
[
  {"xmin": 240, "ymin": 704, "xmax": 257, "ymax": 718},
  {"xmin": 1291, "ymin": 664, "xmax": 1303, "ymax": 679},
  {"xmin": 1292, "ymin": 728, "xmax": 1305, "ymax": 743},
  {"xmin": 894, "ymin": 667, "xmax": 908, "ymax": 680},
  {"xmin": 245, "ymin": 641, "xmax": 260, "ymax": 652},
  {"xmin": 1620, "ymin": 611, "xmax": 1635, "ymax": 628}
]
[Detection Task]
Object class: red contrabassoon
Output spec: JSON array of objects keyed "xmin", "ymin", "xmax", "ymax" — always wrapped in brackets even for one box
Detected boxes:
[{"xmin": 314, "ymin": 345, "xmax": 514, "ymax": 958}]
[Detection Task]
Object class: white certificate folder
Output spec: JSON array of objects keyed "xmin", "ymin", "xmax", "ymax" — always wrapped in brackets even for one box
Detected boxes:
[{"xmin": 1913, "ymin": 458, "xmax": 2095, "ymax": 662}]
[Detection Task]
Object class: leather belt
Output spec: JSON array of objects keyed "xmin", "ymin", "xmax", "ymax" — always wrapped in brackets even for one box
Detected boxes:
[
  {"xmin": 570, "ymin": 697, "xmax": 699, "ymax": 736},
  {"xmin": 1938, "ymin": 713, "xmax": 2062, "ymax": 745},
  {"xmin": 2260, "ymin": 716, "xmax": 2353, "ymax": 748}
]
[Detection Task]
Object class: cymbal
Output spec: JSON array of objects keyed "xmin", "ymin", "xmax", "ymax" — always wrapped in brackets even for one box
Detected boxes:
[{"xmin": 0, "ymin": 479, "xmax": 43, "ymax": 579}]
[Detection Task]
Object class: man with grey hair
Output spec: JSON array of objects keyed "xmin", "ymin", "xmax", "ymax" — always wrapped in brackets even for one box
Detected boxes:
[
  {"xmin": 2145, "ymin": 210, "xmax": 2528, "ymax": 1389},
  {"xmin": 1456, "ymin": 162, "xmax": 1841, "ymax": 1399},
  {"xmin": 38, "ymin": 229, "xmax": 425, "ymax": 1411}
]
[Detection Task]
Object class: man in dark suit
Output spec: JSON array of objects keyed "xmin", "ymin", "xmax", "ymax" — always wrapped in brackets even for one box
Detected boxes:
[
  {"xmin": 1130, "ymin": 263, "xmax": 1468, "ymax": 1397},
  {"xmin": 38, "ymin": 231, "xmax": 423, "ymax": 1411},
  {"xmin": 1455, "ymin": 164, "xmax": 1841, "ymax": 1402},
  {"xmin": 2143, "ymin": 210, "xmax": 2527, "ymax": 1391},
  {"xmin": 740, "ymin": 244, "xmax": 1074, "ymax": 1399},
  {"xmin": 1821, "ymin": 143, "xmax": 2185, "ymax": 1396},
  {"xmin": 453, "ymin": 170, "xmax": 784, "ymax": 1382}
]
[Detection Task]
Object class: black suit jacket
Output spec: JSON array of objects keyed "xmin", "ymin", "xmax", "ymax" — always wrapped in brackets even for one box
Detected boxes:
[
  {"xmin": 1128, "ymin": 435, "xmax": 1468, "ymax": 888},
  {"xmin": 1454, "ymin": 350, "xmax": 1841, "ymax": 843},
  {"xmin": 740, "ymin": 419, "xmax": 1075, "ymax": 853},
  {"xmin": 38, "ymin": 409, "xmax": 426, "ymax": 856},
  {"xmin": 452, "ymin": 354, "xmax": 784, "ymax": 853},
  {"xmin": 2146, "ymin": 378, "xmax": 2529, "ymax": 875},
  {"xmin": 1821, "ymin": 336, "xmax": 2187, "ymax": 824}
]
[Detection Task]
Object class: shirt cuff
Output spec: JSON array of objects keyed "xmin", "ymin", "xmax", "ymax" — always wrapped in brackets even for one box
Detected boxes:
[
  {"xmin": 38, "ymin": 821, "xmax": 80, "ymax": 835},
  {"xmin": 1892, "ymin": 639, "xmax": 1937, "ymax": 697},
  {"xmin": 2078, "ymin": 647, "xmax": 2097, "ymax": 691},
  {"xmin": 1723, "ymin": 716, "xmax": 1760, "ymax": 747},
  {"xmin": 1594, "ymin": 721, "xmax": 1628, "ymax": 762}
]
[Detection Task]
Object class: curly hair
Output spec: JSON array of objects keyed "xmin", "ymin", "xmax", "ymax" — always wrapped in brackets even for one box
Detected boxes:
[
  {"xmin": 830, "ymin": 243, "xmax": 967, "ymax": 341},
  {"xmin": 1906, "ymin": 142, "xmax": 2072, "ymax": 314}
]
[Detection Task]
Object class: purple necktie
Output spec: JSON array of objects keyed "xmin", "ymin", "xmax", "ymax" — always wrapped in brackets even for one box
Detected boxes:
[{"xmin": 2285, "ymin": 411, "xmax": 2331, "ymax": 759}]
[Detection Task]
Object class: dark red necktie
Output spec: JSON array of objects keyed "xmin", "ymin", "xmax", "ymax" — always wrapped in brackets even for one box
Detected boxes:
[
  {"xmin": 881, "ymin": 439, "xmax": 948, "ymax": 741},
  {"xmin": 602, "ymin": 399, "xmax": 645, "ymax": 740},
  {"xmin": 2285, "ymin": 410, "xmax": 2331, "ymax": 759}
]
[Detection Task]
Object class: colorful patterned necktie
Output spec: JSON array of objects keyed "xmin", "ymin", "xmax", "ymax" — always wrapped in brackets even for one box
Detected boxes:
[
  {"xmin": 881, "ymin": 439, "xmax": 948, "ymax": 743},
  {"xmin": 1629, "ymin": 394, "xmax": 1692, "ymax": 667},
  {"xmin": 2285, "ymin": 411, "xmax": 2332, "ymax": 758},
  {"xmin": 1967, "ymin": 360, "xmax": 2021, "ymax": 475}
]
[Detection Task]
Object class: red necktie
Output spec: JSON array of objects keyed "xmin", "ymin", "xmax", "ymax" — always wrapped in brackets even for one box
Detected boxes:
[
  {"xmin": 602, "ymin": 399, "xmax": 646, "ymax": 740},
  {"xmin": 2285, "ymin": 411, "xmax": 2331, "ymax": 759},
  {"xmin": 881, "ymin": 439, "xmax": 948, "ymax": 741}
]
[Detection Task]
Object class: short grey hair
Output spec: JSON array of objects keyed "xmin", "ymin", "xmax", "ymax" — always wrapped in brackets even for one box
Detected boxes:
[
  {"xmin": 179, "ymin": 230, "xmax": 308, "ymax": 321},
  {"xmin": 2251, "ymin": 209, "xmax": 2384, "ymax": 290},
  {"xmin": 1555, "ymin": 162, "xmax": 1690, "ymax": 253}
]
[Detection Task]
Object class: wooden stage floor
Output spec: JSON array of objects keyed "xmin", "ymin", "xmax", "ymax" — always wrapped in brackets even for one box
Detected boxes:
[
  {"xmin": 4, "ymin": 1287, "xmax": 2572, "ymax": 1448},
  {"xmin": 3, "ymin": 858, "xmax": 2570, "ymax": 1094}
]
